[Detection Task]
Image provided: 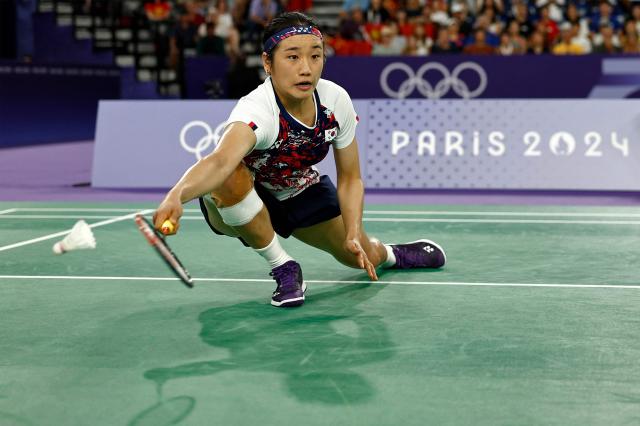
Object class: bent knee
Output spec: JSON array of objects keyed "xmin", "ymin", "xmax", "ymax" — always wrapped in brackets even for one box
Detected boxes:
[
  {"xmin": 211, "ymin": 163, "xmax": 254, "ymax": 208},
  {"xmin": 202, "ymin": 196, "xmax": 240, "ymax": 237}
]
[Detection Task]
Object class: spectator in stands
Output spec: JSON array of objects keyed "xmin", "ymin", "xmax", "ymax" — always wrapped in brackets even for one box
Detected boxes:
[
  {"xmin": 463, "ymin": 29, "xmax": 496, "ymax": 54},
  {"xmin": 431, "ymin": 26, "xmax": 458, "ymax": 53},
  {"xmin": 632, "ymin": 4, "xmax": 640, "ymax": 35},
  {"xmin": 405, "ymin": 0, "xmax": 422, "ymax": 20},
  {"xmin": 538, "ymin": 5, "xmax": 559, "ymax": 47},
  {"xmin": 339, "ymin": 7, "xmax": 368, "ymax": 40},
  {"xmin": 231, "ymin": 0, "xmax": 251, "ymax": 31},
  {"xmin": 430, "ymin": 0, "xmax": 451, "ymax": 26},
  {"xmin": 536, "ymin": 0, "xmax": 565, "ymax": 23},
  {"xmin": 509, "ymin": 0, "xmax": 534, "ymax": 38},
  {"xmin": 590, "ymin": 0, "xmax": 622, "ymax": 32},
  {"xmin": 170, "ymin": 13, "xmax": 199, "ymax": 68},
  {"xmin": 481, "ymin": 8, "xmax": 505, "ymax": 36},
  {"xmin": 593, "ymin": 22, "xmax": 621, "ymax": 53},
  {"xmin": 343, "ymin": 0, "xmax": 370, "ymax": 13},
  {"xmin": 477, "ymin": 0, "xmax": 504, "ymax": 16},
  {"xmin": 527, "ymin": 30, "xmax": 548, "ymax": 54},
  {"xmin": 197, "ymin": 22, "xmax": 226, "ymax": 55},
  {"xmin": 451, "ymin": 1, "xmax": 474, "ymax": 37},
  {"xmin": 365, "ymin": 0, "xmax": 391, "ymax": 24},
  {"xmin": 387, "ymin": 21, "xmax": 407, "ymax": 51},
  {"xmin": 403, "ymin": 35, "xmax": 429, "ymax": 55},
  {"xmin": 248, "ymin": 0, "xmax": 278, "ymax": 40},
  {"xmin": 571, "ymin": 0, "xmax": 592, "ymax": 17},
  {"xmin": 419, "ymin": 7, "xmax": 438, "ymax": 40},
  {"xmin": 447, "ymin": 20, "xmax": 465, "ymax": 49},
  {"xmin": 285, "ymin": 0, "xmax": 312, "ymax": 13},
  {"xmin": 396, "ymin": 10, "xmax": 415, "ymax": 37},
  {"xmin": 564, "ymin": 2, "xmax": 590, "ymax": 41},
  {"xmin": 570, "ymin": 21, "xmax": 592, "ymax": 53},
  {"xmin": 199, "ymin": 0, "xmax": 240, "ymax": 58},
  {"xmin": 372, "ymin": 25, "xmax": 404, "ymax": 54},
  {"xmin": 552, "ymin": 21, "xmax": 585, "ymax": 54},
  {"xmin": 183, "ymin": 1, "xmax": 206, "ymax": 27},
  {"xmin": 472, "ymin": 12, "xmax": 500, "ymax": 46},
  {"xmin": 413, "ymin": 22, "xmax": 435, "ymax": 52},
  {"xmin": 506, "ymin": 20, "xmax": 527, "ymax": 53},
  {"xmin": 620, "ymin": 0, "xmax": 636, "ymax": 15},
  {"xmin": 497, "ymin": 31, "xmax": 515, "ymax": 55},
  {"xmin": 144, "ymin": 0, "xmax": 171, "ymax": 22},
  {"xmin": 621, "ymin": 19, "xmax": 640, "ymax": 53}
]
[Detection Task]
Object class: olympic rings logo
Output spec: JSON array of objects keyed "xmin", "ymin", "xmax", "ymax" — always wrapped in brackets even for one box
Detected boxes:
[
  {"xmin": 179, "ymin": 120, "xmax": 226, "ymax": 160},
  {"xmin": 380, "ymin": 62, "xmax": 488, "ymax": 99}
]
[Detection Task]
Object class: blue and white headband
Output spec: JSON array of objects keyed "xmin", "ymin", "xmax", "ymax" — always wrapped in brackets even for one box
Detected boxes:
[{"xmin": 263, "ymin": 26, "xmax": 323, "ymax": 54}]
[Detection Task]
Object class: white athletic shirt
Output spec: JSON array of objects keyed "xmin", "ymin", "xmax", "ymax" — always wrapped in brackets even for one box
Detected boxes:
[{"xmin": 226, "ymin": 77, "xmax": 359, "ymax": 200}]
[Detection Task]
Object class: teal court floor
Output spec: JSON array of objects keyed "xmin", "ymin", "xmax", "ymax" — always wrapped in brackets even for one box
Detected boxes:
[{"xmin": 1, "ymin": 201, "xmax": 640, "ymax": 426}]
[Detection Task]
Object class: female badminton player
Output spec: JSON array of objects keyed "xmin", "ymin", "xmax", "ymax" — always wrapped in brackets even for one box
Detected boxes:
[{"xmin": 153, "ymin": 12, "xmax": 446, "ymax": 307}]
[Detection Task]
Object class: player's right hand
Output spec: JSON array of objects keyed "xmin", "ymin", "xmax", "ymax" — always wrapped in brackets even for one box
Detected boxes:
[{"xmin": 153, "ymin": 194, "xmax": 183, "ymax": 235}]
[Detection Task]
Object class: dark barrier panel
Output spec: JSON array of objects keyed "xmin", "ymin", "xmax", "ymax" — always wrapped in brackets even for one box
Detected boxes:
[
  {"xmin": 322, "ymin": 55, "xmax": 598, "ymax": 99},
  {"xmin": 182, "ymin": 55, "xmax": 640, "ymax": 100},
  {"xmin": 0, "ymin": 62, "xmax": 120, "ymax": 147},
  {"xmin": 184, "ymin": 56, "xmax": 230, "ymax": 99},
  {"xmin": 321, "ymin": 55, "xmax": 640, "ymax": 99},
  {"xmin": 32, "ymin": 13, "xmax": 113, "ymax": 65}
]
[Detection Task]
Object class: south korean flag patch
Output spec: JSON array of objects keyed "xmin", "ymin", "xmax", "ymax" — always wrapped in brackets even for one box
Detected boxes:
[{"xmin": 324, "ymin": 127, "xmax": 338, "ymax": 142}]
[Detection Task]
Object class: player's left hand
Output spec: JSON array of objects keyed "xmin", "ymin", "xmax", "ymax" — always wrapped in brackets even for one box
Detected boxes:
[{"xmin": 345, "ymin": 238, "xmax": 378, "ymax": 281}]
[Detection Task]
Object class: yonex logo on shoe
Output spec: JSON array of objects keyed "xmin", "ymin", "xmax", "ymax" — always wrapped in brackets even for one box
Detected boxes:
[{"xmin": 424, "ymin": 245, "xmax": 434, "ymax": 253}]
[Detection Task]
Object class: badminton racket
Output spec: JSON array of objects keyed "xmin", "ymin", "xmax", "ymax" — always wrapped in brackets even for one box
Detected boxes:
[{"xmin": 135, "ymin": 214, "xmax": 194, "ymax": 288}]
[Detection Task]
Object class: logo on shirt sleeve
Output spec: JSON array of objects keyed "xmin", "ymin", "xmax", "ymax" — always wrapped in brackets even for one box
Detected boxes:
[{"xmin": 324, "ymin": 127, "xmax": 338, "ymax": 142}]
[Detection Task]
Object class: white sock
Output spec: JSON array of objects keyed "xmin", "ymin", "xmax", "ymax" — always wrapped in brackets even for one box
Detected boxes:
[
  {"xmin": 254, "ymin": 233, "xmax": 294, "ymax": 269},
  {"xmin": 381, "ymin": 244, "xmax": 396, "ymax": 268}
]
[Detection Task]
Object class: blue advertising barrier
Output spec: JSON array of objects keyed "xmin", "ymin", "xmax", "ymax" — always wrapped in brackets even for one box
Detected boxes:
[
  {"xmin": 180, "ymin": 55, "xmax": 640, "ymax": 100},
  {"xmin": 92, "ymin": 99, "xmax": 640, "ymax": 191},
  {"xmin": 0, "ymin": 62, "xmax": 120, "ymax": 147},
  {"xmin": 184, "ymin": 56, "xmax": 230, "ymax": 99}
]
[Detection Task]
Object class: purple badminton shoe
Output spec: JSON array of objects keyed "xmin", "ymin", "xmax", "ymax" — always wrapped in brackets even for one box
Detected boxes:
[
  {"xmin": 270, "ymin": 260, "xmax": 306, "ymax": 307},
  {"xmin": 389, "ymin": 239, "xmax": 446, "ymax": 269}
]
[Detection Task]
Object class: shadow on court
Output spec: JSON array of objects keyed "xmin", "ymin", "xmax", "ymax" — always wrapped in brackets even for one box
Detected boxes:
[{"xmin": 129, "ymin": 280, "xmax": 395, "ymax": 425}]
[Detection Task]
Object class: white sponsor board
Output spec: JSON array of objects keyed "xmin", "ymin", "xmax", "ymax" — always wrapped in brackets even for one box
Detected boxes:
[{"xmin": 92, "ymin": 100, "xmax": 640, "ymax": 190}]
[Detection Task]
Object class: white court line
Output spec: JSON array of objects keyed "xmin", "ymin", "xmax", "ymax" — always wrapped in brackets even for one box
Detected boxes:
[
  {"xmin": 363, "ymin": 210, "xmax": 640, "ymax": 218},
  {"xmin": 3, "ymin": 214, "xmax": 640, "ymax": 226},
  {"xmin": 362, "ymin": 218, "xmax": 640, "ymax": 225},
  {"xmin": 15, "ymin": 208, "xmax": 144, "ymax": 212},
  {"xmin": 0, "ymin": 208, "xmax": 17, "ymax": 215},
  {"xmin": 0, "ymin": 275, "xmax": 639, "ymax": 289},
  {"xmin": 0, "ymin": 215, "xmax": 128, "ymax": 219},
  {"xmin": 8, "ymin": 207, "xmax": 640, "ymax": 219},
  {"xmin": 0, "ymin": 209, "xmax": 153, "ymax": 253}
]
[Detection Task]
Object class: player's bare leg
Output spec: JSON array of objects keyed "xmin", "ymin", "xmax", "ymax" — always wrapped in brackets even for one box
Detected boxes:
[
  {"xmin": 292, "ymin": 215, "xmax": 446, "ymax": 278},
  {"xmin": 205, "ymin": 163, "xmax": 305, "ymax": 307},
  {"xmin": 292, "ymin": 216, "xmax": 386, "ymax": 270}
]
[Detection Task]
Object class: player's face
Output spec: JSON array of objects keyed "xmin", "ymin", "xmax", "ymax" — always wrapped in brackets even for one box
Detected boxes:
[{"xmin": 263, "ymin": 34, "xmax": 324, "ymax": 102}]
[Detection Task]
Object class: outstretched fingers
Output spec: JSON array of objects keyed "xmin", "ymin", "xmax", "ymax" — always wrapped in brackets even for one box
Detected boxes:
[{"xmin": 346, "ymin": 239, "xmax": 378, "ymax": 281}]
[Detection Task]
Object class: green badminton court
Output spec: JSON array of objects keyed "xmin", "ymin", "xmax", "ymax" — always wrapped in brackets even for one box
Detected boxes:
[{"xmin": 1, "ymin": 202, "xmax": 640, "ymax": 426}]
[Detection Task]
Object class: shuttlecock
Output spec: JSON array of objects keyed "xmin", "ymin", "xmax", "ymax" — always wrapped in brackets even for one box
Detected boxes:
[{"xmin": 52, "ymin": 220, "xmax": 96, "ymax": 254}]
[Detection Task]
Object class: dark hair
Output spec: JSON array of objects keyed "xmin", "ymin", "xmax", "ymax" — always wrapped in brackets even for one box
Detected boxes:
[{"xmin": 262, "ymin": 12, "xmax": 321, "ymax": 58}]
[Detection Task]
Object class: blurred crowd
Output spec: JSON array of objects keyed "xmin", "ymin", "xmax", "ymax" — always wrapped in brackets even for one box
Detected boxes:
[
  {"xmin": 334, "ymin": 0, "xmax": 640, "ymax": 55},
  {"xmin": 142, "ymin": 0, "xmax": 300, "ymax": 64},
  {"xmin": 139, "ymin": 0, "xmax": 640, "ymax": 63}
]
